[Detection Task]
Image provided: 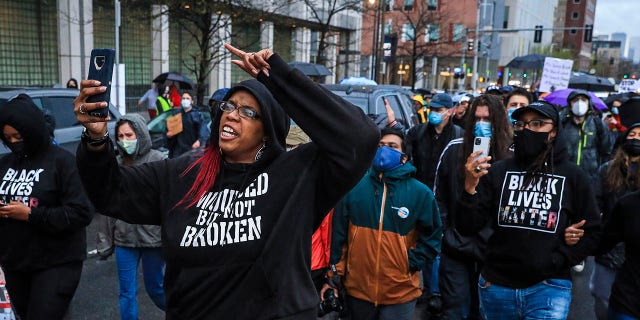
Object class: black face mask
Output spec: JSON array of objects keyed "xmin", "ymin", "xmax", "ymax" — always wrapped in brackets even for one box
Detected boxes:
[
  {"xmin": 7, "ymin": 141, "xmax": 26, "ymax": 157},
  {"xmin": 514, "ymin": 129, "xmax": 551, "ymax": 163},
  {"xmin": 623, "ymin": 139, "xmax": 640, "ymax": 157}
]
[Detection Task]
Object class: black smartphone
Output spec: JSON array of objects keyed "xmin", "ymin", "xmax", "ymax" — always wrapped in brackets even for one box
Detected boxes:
[{"xmin": 86, "ymin": 48, "xmax": 116, "ymax": 118}]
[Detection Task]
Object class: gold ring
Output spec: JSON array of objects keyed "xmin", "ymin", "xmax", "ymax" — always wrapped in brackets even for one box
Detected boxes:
[{"xmin": 79, "ymin": 104, "xmax": 86, "ymax": 114}]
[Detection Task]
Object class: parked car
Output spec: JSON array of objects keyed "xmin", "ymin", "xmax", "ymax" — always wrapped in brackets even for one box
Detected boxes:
[
  {"xmin": 0, "ymin": 88, "xmax": 122, "ymax": 155},
  {"xmin": 322, "ymin": 84, "xmax": 419, "ymax": 130},
  {"xmin": 147, "ymin": 107, "xmax": 212, "ymax": 155}
]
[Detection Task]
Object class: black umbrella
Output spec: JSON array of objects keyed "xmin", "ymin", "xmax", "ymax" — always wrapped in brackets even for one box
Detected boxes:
[
  {"xmin": 618, "ymin": 94, "xmax": 640, "ymax": 128},
  {"xmin": 568, "ymin": 72, "xmax": 614, "ymax": 92},
  {"xmin": 288, "ymin": 62, "xmax": 332, "ymax": 77},
  {"xmin": 505, "ymin": 54, "xmax": 548, "ymax": 70},
  {"xmin": 153, "ymin": 72, "xmax": 194, "ymax": 90}
]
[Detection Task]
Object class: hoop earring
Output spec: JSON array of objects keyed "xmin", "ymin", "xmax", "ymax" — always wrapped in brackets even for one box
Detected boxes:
[{"xmin": 255, "ymin": 142, "xmax": 266, "ymax": 161}]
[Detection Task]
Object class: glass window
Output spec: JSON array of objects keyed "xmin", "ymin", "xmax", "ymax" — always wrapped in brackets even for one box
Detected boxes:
[
  {"xmin": 376, "ymin": 95, "xmax": 407, "ymax": 128},
  {"xmin": 427, "ymin": 0, "xmax": 438, "ymax": 10},
  {"xmin": 570, "ymin": 29, "xmax": 577, "ymax": 34},
  {"xmin": 402, "ymin": 24, "xmax": 415, "ymax": 42},
  {"xmin": 453, "ymin": 23, "xmax": 465, "ymax": 42},
  {"xmin": 426, "ymin": 24, "xmax": 439, "ymax": 42},
  {"xmin": 404, "ymin": 0, "xmax": 414, "ymax": 11},
  {"xmin": 384, "ymin": 22, "xmax": 393, "ymax": 35},
  {"xmin": 0, "ymin": 1, "xmax": 59, "ymax": 86},
  {"xmin": 44, "ymin": 97, "xmax": 78, "ymax": 129},
  {"xmin": 572, "ymin": 11, "xmax": 579, "ymax": 20},
  {"xmin": 503, "ymin": 6, "xmax": 509, "ymax": 28}
]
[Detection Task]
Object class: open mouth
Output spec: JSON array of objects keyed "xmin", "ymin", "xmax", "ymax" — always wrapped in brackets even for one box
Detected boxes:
[{"xmin": 220, "ymin": 125, "xmax": 238, "ymax": 138}]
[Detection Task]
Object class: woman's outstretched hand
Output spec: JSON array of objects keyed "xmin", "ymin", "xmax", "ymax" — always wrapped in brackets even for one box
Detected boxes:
[
  {"xmin": 73, "ymin": 79, "xmax": 109, "ymax": 138},
  {"xmin": 224, "ymin": 43, "xmax": 273, "ymax": 78}
]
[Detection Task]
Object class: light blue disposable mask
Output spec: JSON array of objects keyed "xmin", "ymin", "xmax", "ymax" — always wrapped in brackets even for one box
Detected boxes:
[
  {"xmin": 117, "ymin": 139, "xmax": 138, "ymax": 155},
  {"xmin": 474, "ymin": 121, "xmax": 492, "ymax": 138},
  {"xmin": 508, "ymin": 108, "xmax": 517, "ymax": 122},
  {"xmin": 428, "ymin": 111, "xmax": 443, "ymax": 125},
  {"xmin": 181, "ymin": 99, "xmax": 191, "ymax": 109},
  {"xmin": 612, "ymin": 107, "xmax": 619, "ymax": 115}
]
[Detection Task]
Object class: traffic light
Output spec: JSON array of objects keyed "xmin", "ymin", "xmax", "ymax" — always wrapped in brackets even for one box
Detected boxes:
[
  {"xmin": 534, "ymin": 25, "xmax": 543, "ymax": 43},
  {"xmin": 624, "ymin": 74, "xmax": 629, "ymax": 79},
  {"xmin": 523, "ymin": 73, "xmax": 527, "ymax": 78},
  {"xmin": 584, "ymin": 24, "xmax": 593, "ymax": 43},
  {"xmin": 467, "ymin": 39, "xmax": 474, "ymax": 52}
]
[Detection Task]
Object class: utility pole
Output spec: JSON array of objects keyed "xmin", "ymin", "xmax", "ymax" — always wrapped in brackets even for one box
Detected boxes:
[{"xmin": 472, "ymin": 0, "xmax": 481, "ymax": 92}]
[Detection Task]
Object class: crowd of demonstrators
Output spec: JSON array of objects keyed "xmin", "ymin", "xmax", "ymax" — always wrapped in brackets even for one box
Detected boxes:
[
  {"xmin": 433, "ymin": 94, "xmax": 513, "ymax": 320},
  {"xmin": 138, "ymin": 83, "xmax": 159, "ymax": 119},
  {"xmin": 588, "ymin": 123, "xmax": 640, "ymax": 320},
  {"xmin": 101, "ymin": 114, "xmax": 167, "ymax": 320},
  {"xmin": 325, "ymin": 126, "xmax": 442, "ymax": 320},
  {"xmin": 166, "ymin": 92, "xmax": 209, "ymax": 159},
  {"xmin": 73, "ymin": 43, "xmax": 379, "ymax": 319},
  {"xmin": 0, "ymin": 94, "xmax": 94, "ymax": 319},
  {"xmin": 457, "ymin": 101, "xmax": 601, "ymax": 319}
]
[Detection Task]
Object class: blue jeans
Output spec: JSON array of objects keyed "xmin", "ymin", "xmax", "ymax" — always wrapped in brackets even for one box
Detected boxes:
[
  {"xmin": 115, "ymin": 246, "xmax": 166, "ymax": 320},
  {"xmin": 478, "ymin": 274, "xmax": 571, "ymax": 320}
]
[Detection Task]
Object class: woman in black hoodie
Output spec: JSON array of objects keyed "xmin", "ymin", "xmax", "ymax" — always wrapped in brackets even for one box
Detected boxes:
[
  {"xmin": 73, "ymin": 44, "xmax": 379, "ymax": 319},
  {"xmin": 456, "ymin": 101, "xmax": 601, "ymax": 319},
  {"xmin": 0, "ymin": 94, "xmax": 94, "ymax": 319}
]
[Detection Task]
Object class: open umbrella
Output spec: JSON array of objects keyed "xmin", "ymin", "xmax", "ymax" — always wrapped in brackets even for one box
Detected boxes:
[
  {"xmin": 339, "ymin": 77, "xmax": 377, "ymax": 85},
  {"xmin": 542, "ymin": 88, "xmax": 608, "ymax": 111},
  {"xmin": 153, "ymin": 72, "xmax": 194, "ymax": 90},
  {"xmin": 568, "ymin": 72, "xmax": 614, "ymax": 92},
  {"xmin": 287, "ymin": 62, "xmax": 332, "ymax": 77},
  {"xmin": 505, "ymin": 54, "xmax": 547, "ymax": 70}
]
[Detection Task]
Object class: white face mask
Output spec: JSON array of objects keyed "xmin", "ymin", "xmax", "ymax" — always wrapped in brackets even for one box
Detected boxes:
[
  {"xmin": 181, "ymin": 99, "xmax": 191, "ymax": 109},
  {"xmin": 571, "ymin": 100, "xmax": 588, "ymax": 116}
]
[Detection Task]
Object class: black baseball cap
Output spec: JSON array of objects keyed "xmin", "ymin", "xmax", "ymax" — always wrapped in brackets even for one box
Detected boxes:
[{"xmin": 511, "ymin": 100, "xmax": 560, "ymax": 125}]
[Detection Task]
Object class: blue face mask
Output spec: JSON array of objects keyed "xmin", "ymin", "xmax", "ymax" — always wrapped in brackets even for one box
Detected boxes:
[
  {"xmin": 372, "ymin": 146, "xmax": 405, "ymax": 172},
  {"xmin": 475, "ymin": 121, "xmax": 492, "ymax": 138},
  {"xmin": 508, "ymin": 108, "xmax": 517, "ymax": 122},
  {"xmin": 428, "ymin": 111, "xmax": 443, "ymax": 125},
  {"xmin": 117, "ymin": 139, "xmax": 138, "ymax": 155},
  {"xmin": 612, "ymin": 107, "xmax": 619, "ymax": 115}
]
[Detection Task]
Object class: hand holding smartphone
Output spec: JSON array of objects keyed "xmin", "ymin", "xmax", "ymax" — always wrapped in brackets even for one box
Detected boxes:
[
  {"xmin": 86, "ymin": 48, "xmax": 116, "ymax": 118},
  {"xmin": 472, "ymin": 137, "xmax": 490, "ymax": 161}
]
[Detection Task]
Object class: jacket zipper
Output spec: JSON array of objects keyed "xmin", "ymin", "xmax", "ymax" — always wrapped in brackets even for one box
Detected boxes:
[{"xmin": 374, "ymin": 182, "xmax": 387, "ymax": 306}]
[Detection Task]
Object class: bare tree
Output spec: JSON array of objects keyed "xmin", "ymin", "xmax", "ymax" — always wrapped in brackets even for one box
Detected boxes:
[
  {"xmin": 386, "ymin": 1, "xmax": 461, "ymax": 90},
  {"xmin": 301, "ymin": 0, "xmax": 361, "ymax": 66}
]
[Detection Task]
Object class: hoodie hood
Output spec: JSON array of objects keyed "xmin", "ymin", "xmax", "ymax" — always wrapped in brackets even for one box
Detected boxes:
[
  {"xmin": 0, "ymin": 93, "xmax": 50, "ymax": 157},
  {"xmin": 116, "ymin": 113, "xmax": 152, "ymax": 159},
  {"xmin": 211, "ymin": 79, "xmax": 290, "ymax": 163},
  {"xmin": 567, "ymin": 89, "xmax": 593, "ymax": 111}
]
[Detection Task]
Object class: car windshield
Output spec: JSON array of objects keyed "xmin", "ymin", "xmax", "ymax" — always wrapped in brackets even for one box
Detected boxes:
[{"xmin": 331, "ymin": 95, "xmax": 367, "ymax": 113}]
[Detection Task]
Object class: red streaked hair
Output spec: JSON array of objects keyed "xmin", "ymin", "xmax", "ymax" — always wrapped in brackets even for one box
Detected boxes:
[{"xmin": 175, "ymin": 145, "xmax": 221, "ymax": 209}]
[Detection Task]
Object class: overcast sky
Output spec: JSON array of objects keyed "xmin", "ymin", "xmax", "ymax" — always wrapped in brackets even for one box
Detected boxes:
[{"xmin": 594, "ymin": 0, "xmax": 638, "ymax": 39}]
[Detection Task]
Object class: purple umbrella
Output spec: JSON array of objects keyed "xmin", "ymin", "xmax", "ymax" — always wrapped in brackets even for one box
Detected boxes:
[{"xmin": 541, "ymin": 88, "xmax": 608, "ymax": 111}]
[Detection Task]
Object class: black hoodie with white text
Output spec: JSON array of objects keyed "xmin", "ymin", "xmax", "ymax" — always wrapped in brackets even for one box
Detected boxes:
[{"xmin": 77, "ymin": 54, "xmax": 380, "ymax": 319}]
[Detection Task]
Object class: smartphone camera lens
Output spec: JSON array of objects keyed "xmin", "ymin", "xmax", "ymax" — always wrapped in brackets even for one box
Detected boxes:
[{"xmin": 475, "ymin": 138, "xmax": 481, "ymax": 145}]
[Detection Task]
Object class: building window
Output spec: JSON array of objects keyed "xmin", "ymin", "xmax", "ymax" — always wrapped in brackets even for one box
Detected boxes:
[
  {"xmin": 570, "ymin": 29, "xmax": 577, "ymax": 34},
  {"xmin": 402, "ymin": 24, "xmax": 415, "ymax": 42},
  {"xmin": 427, "ymin": 0, "xmax": 437, "ymax": 10},
  {"xmin": 426, "ymin": 24, "xmax": 439, "ymax": 42},
  {"xmin": 404, "ymin": 0, "xmax": 414, "ymax": 11},
  {"xmin": 572, "ymin": 11, "xmax": 579, "ymax": 20},
  {"xmin": 503, "ymin": 6, "xmax": 509, "ymax": 29},
  {"xmin": 573, "ymin": 0, "xmax": 580, "ymax": 3},
  {"xmin": 452, "ymin": 23, "xmax": 465, "ymax": 42},
  {"xmin": 384, "ymin": 21, "xmax": 393, "ymax": 35}
]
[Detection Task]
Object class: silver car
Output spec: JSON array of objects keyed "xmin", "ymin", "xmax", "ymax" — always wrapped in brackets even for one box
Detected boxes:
[{"xmin": 0, "ymin": 88, "xmax": 122, "ymax": 155}]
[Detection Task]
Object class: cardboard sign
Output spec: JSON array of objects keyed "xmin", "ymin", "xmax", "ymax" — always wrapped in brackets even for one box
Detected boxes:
[
  {"xmin": 539, "ymin": 58, "xmax": 573, "ymax": 93},
  {"xmin": 166, "ymin": 112, "xmax": 183, "ymax": 136}
]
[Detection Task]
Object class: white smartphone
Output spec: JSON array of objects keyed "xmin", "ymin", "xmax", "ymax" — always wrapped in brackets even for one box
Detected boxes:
[{"xmin": 472, "ymin": 137, "xmax": 491, "ymax": 160}]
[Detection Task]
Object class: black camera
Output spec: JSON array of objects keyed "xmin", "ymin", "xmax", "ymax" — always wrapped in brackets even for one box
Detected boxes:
[
  {"xmin": 475, "ymin": 137, "xmax": 482, "ymax": 145},
  {"xmin": 317, "ymin": 289, "xmax": 343, "ymax": 317}
]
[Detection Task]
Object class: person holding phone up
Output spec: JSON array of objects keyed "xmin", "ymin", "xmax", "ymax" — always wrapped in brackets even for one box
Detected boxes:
[
  {"xmin": 455, "ymin": 101, "xmax": 601, "ymax": 319},
  {"xmin": 0, "ymin": 94, "xmax": 94, "ymax": 319},
  {"xmin": 72, "ymin": 43, "xmax": 379, "ymax": 319}
]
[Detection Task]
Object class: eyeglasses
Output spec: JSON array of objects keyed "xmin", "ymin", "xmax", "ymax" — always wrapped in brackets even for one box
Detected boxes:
[
  {"xmin": 513, "ymin": 119, "xmax": 554, "ymax": 131},
  {"xmin": 217, "ymin": 101, "xmax": 261, "ymax": 119}
]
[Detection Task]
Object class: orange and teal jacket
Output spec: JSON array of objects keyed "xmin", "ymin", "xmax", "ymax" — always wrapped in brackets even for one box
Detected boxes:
[{"xmin": 330, "ymin": 163, "xmax": 442, "ymax": 305}]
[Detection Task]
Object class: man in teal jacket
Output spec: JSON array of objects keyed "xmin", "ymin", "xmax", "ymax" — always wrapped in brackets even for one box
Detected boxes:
[{"xmin": 325, "ymin": 127, "xmax": 442, "ymax": 320}]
